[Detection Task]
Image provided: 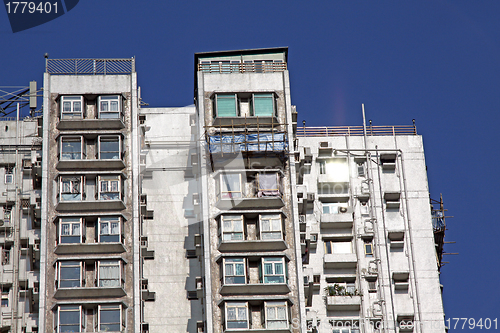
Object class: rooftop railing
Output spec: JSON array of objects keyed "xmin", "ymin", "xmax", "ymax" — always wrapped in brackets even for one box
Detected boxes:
[
  {"xmin": 198, "ymin": 62, "xmax": 287, "ymax": 74},
  {"xmin": 46, "ymin": 58, "xmax": 135, "ymax": 75},
  {"xmin": 297, "ymin": 125, "xmax": 417, "ymax": 137}
]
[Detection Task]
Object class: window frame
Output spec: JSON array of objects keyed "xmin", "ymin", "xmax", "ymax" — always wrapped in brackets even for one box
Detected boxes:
[
  {"xmin": 98, "ymin": 135, "xmax": 121, "ymax": 160},
  {"xmin": 98, "ymin": 304, "xmax": 122, "ymax": 332},
  {"xmin": 221, "ymin": 215, "xmax": 244, "ymax": 241},
  {"xmin": 98, "ymin": 175, "xmax": 121, "ymax": 201},
  {"xmin": 252, "ymin": 93, "xmax": 275, "ymax": 117},
  {"xmin": 97, "ymin": 260, "xmax": 122, "ymax": 288},
  {"xmin": 222, "ymin": 258, "xmax": 246, "ymax": 285},
  {"xmin": 262, "ymin": 257, "xmax": 286, "ymax": 284},
  {"xmin": 220, "ymin": 173, "xmax": 242, "ymax": 199},
  {"xmin": 225, "ymin": 302, "xmax": 249, "ymax": 329},
  {"xmin": 58, "ymin": 260, "xmax": 82, "ymax": 289},
  {"xmin": 259, "ymin": 214, "xmax": 282, "ymax": 240},
  {"xmin": 58, "ymin": 305, "xmax": 82, "ymax": 333},
  {"xmin": 98, "ymin": 95, "xmax": 121, "ymax": 119},
  {"xmin": 59, "ymin": 217, "xmax": 83, "ymax": 244},
  {"xmin": 60, "ymin": 136, "xmax": 83, "ymax": 160},
  {"xmin": 324, "ymin": 239, "xmax": 353, "ymax": 254},
  {"xmin": 60, "ymin": 176, "xmax": 83, "ymax": 201},
  {"xmin": 265, "ymin": 301, "xmax": 288, "ymax": 329},
  {"xmin": 60, "ymin": 96, "xmax": 83, "ymax": 120},
  {"xmin": 364, "ymin": 240, "xmax": 374, "ymax": 257},
  {"xmin": 98, "ymin": 216, "xmax": 121, "ymax": 243},
  {"xmin": 215, "ymin": 93, "xmax": 238, "ymax": 117}
]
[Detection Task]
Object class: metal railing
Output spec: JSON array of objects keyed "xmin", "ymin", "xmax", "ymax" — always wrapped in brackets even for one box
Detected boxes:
[
  {"xmin": 46, "ymin": 58, "xmax": 135, "ymax": 75},
  {"xmin": 296, "ymin": 125, "xmax": 417, "ymax": 137},
  {"xmin": 198, "ymin": 62, "xmax": 287, "ymax": 73}
]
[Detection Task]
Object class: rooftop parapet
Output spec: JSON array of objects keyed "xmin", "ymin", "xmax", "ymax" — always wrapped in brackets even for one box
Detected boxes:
[{"xmin": 46, "ymin": 58, "xmax": 135, "ymax": 75}]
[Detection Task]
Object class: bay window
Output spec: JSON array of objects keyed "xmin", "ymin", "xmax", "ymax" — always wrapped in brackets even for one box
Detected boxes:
[
  {"xmin": 59, "ymin": 217, "xmax": 82, "ymax": 244},
  {"xmin": 260, "ymin": 214, "xmax": 282, "ymax": 240},
  {"xmin": 98, "ymin": 260, "xmax": 121, "ymax": 287},
  {"xmin": 98, "ymin": 304, "xmax": 121, "ymax": 332},
  {"xmin": 98, "ymin": 175, "xmax": 120, "ymax": 200},
  {"xmin": 98, "ymin": 95, "xmax": 121, "ymax": 119},
  {"xmin": 265, "ymin": 301, "xmax": 288, "ymax": 329},
  {"xmin": 220, "ymin": 173, "xmax": 242, "ymax": 199},
  {"xmin": 60, "ymin": 136, "xmax": 83, "ymax": 160},
  {"xmin": 223, "ymin": 258, "xmax": 246, "ymax": 285},
  {"xmin": 98, "ymin": 135, "xmax": 121, "ymax": 160},
  {"xmin": 221, "ymin": 215, "xmax": 243, "ymax": 241},
  {"xmin": 225, "ymin": 302, "xmax": 249, "ymax": 329},
  {"xmin": 60, "ymin": 176, "xmax": 82, "ymax": 201},
  {"xmin": 60, "ymin": 96, "xmax": 83, "ymax": 119},
  {"xmin": 98, "ymin": 216, "xmax": 121, "ymax": 243},
  {"xmin": 58, "ymin": 305, "xmax": 81, "ymax": 332},
  {"xmin": 262, "ymin": 257, "xmax": 285, "ymax": 284},
  {"xmin": 58, "ymin": 261, "xmax": 81, "ymax": 288}
]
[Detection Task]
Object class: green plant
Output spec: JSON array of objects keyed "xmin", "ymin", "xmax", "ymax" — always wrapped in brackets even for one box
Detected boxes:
[{"xmin": 324, "ymin": 283, "xmax": 359, "ymax": 297}]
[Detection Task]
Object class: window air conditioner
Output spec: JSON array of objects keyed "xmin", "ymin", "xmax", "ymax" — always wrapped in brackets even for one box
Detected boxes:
[{"xmin": 338, "ymin": 206, "xmax": 349, "ymax": 214}]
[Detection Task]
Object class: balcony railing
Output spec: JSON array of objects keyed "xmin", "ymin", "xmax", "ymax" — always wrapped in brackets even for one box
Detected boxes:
[
  {"xmin": 46, "ymin": 58, "xmax": 135, "ymax": 75},
  {"xmin": 198, "ymin": 62, "xmax": 287, "ymax": 74},
  {"xmin": 297, "ymin": 124, "xmax": 417, "ymax": 137}
]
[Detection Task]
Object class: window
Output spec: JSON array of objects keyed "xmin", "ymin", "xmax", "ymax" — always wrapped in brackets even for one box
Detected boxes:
[
  {"xmin": 318, "ymin": 159, "xmax": 349, "ymax": 181},
  {"xmin": 58, "ymin": 261, "xmax": 81, "ymax": 288},
  {"xmin": 98, "ymin": 175, "xmax": 120, "ymax": 200},
  {"xmin": 98, "ymin": 136, "xmax": 121, "ymax": 160},
  {"xmin": 253, "ymin": 93, "xmax": 274, "ymax": 116},
  {"xmin": 225, "ymin": 302, "xmax": 248, "ymax": 329},
  {"xmin": 98, "ymin": 217, "xmax": 121, "ymax": 243},
  {"xmin": 262, "ymin": 257, "xmax": 285, "ymax": 284},
  {"xmin": 215, "ymin": 94, "xmax": 238, "ymax": 117},
  {"xmin": 1, "ymin": 287, "xmax": 9, "ymax": 307},
  {"xmin": 98, "ymin": 95, "xmax": 121, "ymax": 119},
  {"xmin": 322, "ymin": 202, "xmax": 349, "ymax": 214},
  {"xmin": 221, "ymin": 215, "xmax": 243, "ymax": 241},
  {"xmin": 220, "ymin": 174, "xmax": 242, "ymax": 199},
  {"xmin": 260, "ymin": 214, "xmax": 282, "ymax": 240},
  {"xmin": 58, "ymin": 305, "xmax": 81, "ymax": 332},
  {"xmin": 98, "ymin": 304, "xmax": 121, "ymax": 332},
  {"xmin": 4, "ymin": 167, "xmax": 13, "ymax": 184},
  {"xmin": 332, "ymin": 328, "xmax": 360, "ymax": 333},
  {"xmin": 257, "ymin": 173, "xmax": 280, "ymax": 196},
  {"xmin": 1, "ymin": 247, "xmax": 10, "ymax": 265},
  {"xmin": 59, "ymin": 217, "xmax": 82, "ymax": 244},
  {"xmin": 325, "ymin": 240, "xmax": 352, "ymax": 254},
  {"xmin": 265, "ymin": 301, "xmax": 288, "ymax": 329},
  {"xmin": 60, "ymin": 176, "xmax": 82, "ymax": 201},
  {"xmin": 60, "ymin": 96, "xmax": 83, "ymax": 119},
  {"xmin": 223, "ymin": 258, "xmax": 246, "ymax": 285},
  {"xmin": 60, "ymin": 136, "xmax": 83, "ymax": 160},
  {"xmin": 364, "ymin": 240, "xmax": 373, "ymax": 257},
  {"xmin": 98, "ymin": 260, "xmax": 121, "ymax": 287},
  {"xmin": 3, "ymin": 207, "xmax": 11, "ymax": 224}
]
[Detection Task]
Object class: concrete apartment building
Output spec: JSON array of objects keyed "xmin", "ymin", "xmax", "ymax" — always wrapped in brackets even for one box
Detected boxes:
[{"xmin": 0, "ymin": 47, "xmax": 446, "ymax": 333}]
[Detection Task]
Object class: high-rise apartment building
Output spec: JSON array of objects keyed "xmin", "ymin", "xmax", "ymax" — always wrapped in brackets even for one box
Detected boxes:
[{"xmin": 0, "ymin": 47, "xmax": 446, "ymax": 333}]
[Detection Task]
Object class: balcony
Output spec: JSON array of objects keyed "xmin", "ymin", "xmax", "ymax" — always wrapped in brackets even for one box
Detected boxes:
[
  {"xmin": 324, "ymin": 253, "xmax": 357, "ymax": 268},
  {"xmin": 220, "ymin": 283, "xmax": 290, "ymax": 295},
  {"xmin": 57, "ymin": 118, "xmax": 125, "ymax": 130},
  {"xmin": 219, "ymin": 240, "xmax": 287, "ymax": 252},
  {"xmin": 54, "ymin": 286, "xmax": 126, "ymax": 299},
  {"xmin": 56, "ymin": 159, "xmax": 125, "ymax": 171},
  {"xmin": 320, "ymin": 209, "xmax": 354, "ymax": 228},
  {"xmin": 55, "ymin": 242, "xmax": 126, "ymax": 254},
  {"xmin": 326, "ymin": 295, "xmax": 361, "ymax": 310}
]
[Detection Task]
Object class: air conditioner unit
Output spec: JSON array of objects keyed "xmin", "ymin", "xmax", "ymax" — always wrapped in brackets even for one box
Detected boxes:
[
  {"xmin": 307, "ymin": 193, "xmax": 315, "ymax": 201},
  {"xmin": 310, "ymin": 234, "xmax": 317, "ymax": 243},
  {"xmin": 338, "ymin": 206, "xmax": 349, "ymax": 213},
  {"xmin": 372, "ymin": 304, "xmax": 382, "ymax": 316},
  {"xmin": 299, "ymin": 215, "xmax": 306, "ymax": 223}
]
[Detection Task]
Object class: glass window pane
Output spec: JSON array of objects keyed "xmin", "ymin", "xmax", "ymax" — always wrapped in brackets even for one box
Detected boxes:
[
  {"xmin": 225, "ymin": 264, "xmax": 234, "ymax": 276},
  {"xmin": 110, "ymin": 101, "xmax": 118, "ymax": 111},
  {"xmin": 72, "ymin": 224, "xmax": 80, "ymax": 236},
  {"xmin": 267, "ymin": 307, "xmax": 276, "ymax": 319},
  {"xmin": 274, "ymin": 263, "xmax": 283, "ymax": 275},
  {"xmin": 217, "ymin": 95, "xmax": 237, "ymax": 117},
  {"xmin": 254, "ymin": 94, "xmax": 274, "ymax": 116},
  {"xmin": 325, "ymin": 241, "xmax": 332, "ymax": 254},
  {"xmin": 333, "ymin": 242, "xmax": 351, "ymax": 254},
  {"xmin": 63, "ymin": 102, "xmax": 71, "ymax": 112},
  {"xmin": 101, "ymin": 101, "xmax": 108, "ymax": 112},
  {"xmin": 237, "ymin": 307, "xmax": 247, "ymax": 320},
  {"xmin": 73, "ymin": 101, "xmax": 81, "ymax": 112},
  {"xmin": 227, "ymin": 308, "xmax": 236, "ymax": 320},
  {"xmin": 61, "ymin": 224, "xmax": 70, "ymax": 235}
]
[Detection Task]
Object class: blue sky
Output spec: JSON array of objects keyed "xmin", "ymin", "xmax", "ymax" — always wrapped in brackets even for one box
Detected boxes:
[{"xmin": 2, "ymin": 0, "xmax": 499, "ymax": 329}]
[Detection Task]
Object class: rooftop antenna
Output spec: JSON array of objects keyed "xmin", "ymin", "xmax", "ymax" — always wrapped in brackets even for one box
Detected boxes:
[{"xmin": 362, "ymin": 104, "xmax": 368, "ymax": 153}]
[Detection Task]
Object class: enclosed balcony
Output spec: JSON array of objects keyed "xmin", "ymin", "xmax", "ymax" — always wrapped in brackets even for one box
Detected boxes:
[{"xmin": 320, "ymin": 202, "xmax": 353, "ymax": 228}]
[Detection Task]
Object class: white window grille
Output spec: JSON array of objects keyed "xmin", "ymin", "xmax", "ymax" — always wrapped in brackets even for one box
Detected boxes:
[
  {"xmin": 60, "ymin": 96, "xmax": 83, "ymax": 119},
  {"xmin": 225, "ymin": 302, "xmax": 248, "ymax": 329},
  {"xmin": 223, "ymin": 258, "xmax": 246, "ymax": 285},
  {"xmin": 98, "ymin": 95, "xmax": 121, "ymax": 119},
  {"xmin": 98, "ymin": 175, "xmax": 120, "ymax": 200},
  {"xmin": 262, "ymin": 257, "xmax": 285, "ymax": 284},
  {"xmin": 260, "ymin": 214, "xmax": 282, "ymax": 240},
  {"xmin": 59, "ymin": 217, "xmax": 82, "ymax": 244},
  {"xmin": 265, "ymin": 301, "xmax": 288, "ymax": 329},
  {"xmin": 221, "ymin": 215, "xmax": 243, "ymax": 241}
]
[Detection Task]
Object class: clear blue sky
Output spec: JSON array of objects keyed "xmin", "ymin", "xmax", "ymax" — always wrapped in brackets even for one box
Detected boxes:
[{"xmin": 2, "ymin": 0, "xmax": 499, "ymax": 329}]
